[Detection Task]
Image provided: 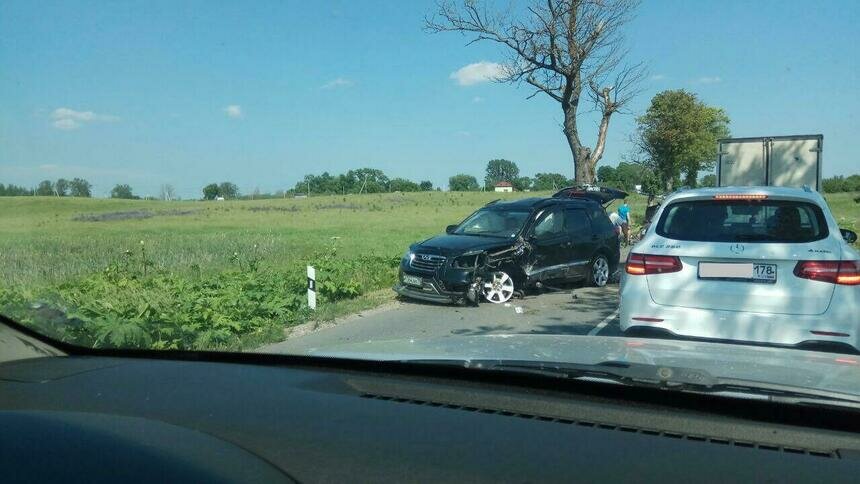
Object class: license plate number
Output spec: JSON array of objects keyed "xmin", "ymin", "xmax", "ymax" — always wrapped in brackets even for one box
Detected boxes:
[
  {"xmin": 698, "ymin": 262, "xmax": 777, "ymax": 283},
  {"xmin": 403, "ymin": 275, "xmax": 423, "ymax": 286}
]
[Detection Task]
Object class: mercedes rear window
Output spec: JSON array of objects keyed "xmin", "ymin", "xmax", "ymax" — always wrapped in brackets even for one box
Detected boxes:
[{"xmin": 656, "ymin": 199, "xmax": 829, "ymax": 243}]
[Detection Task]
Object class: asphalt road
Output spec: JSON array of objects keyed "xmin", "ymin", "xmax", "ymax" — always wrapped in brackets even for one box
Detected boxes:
[{"xmin": 263, "ymin": 278, "xmax": 624, "ymax": 355}]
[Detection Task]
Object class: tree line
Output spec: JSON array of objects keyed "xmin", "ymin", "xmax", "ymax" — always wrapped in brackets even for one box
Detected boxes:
[
  {"xmin": 0, "ymin": 179, "xmax": 182, "ymax": 200},
  {"xmin": 288, "ymin": 169, "xmax": 434, "ymax": 196},
  {"xmin": 822, "ymin": 175, "xmax": 860, "ymax": 193},
  {"xmin": 0, "ymin": 178, "xmax": 93, "ymax": 197}
]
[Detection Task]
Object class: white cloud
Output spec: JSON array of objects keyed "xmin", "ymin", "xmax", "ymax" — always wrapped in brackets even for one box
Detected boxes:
[
  {"xmin": 649, "ymin": 74, "xmax": 667, "ymax": 81},
  {"xmin": 472, "ymin": 96, "xmax": 484, "ymax": 103},
  {"xmin": 320, "ymin": 78, "xmax": 354, "ymax": 90},
  {"xmin": 224, "ymin": 105, "xmax": 243, "ymax": 118},
  {"xmin": 52, "ymin": 118, "xmax": 80, "ymax": 130},
  {"xmin": 450, "ymin": 61, "xmax": 505, "ymax": 86},
  {"xmin": 455, "ymin": 130, "xmax": 472, "ymax": 137},
  {"xmin": 695, "ymin": 76, "xmax": 722, "ymax": 84},
  {"xmin": 50, "ymin": 107, "xmax": 119, "ymax": 130}
]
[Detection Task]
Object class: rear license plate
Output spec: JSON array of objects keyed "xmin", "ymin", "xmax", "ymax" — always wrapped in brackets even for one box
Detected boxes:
[
  {"xmin": 402, "ymin": 274, "xmax": 423, "ymax": 286},
  {"xmin": 698, "ymin": 262, "xmax": 777, "ymax": 283}
]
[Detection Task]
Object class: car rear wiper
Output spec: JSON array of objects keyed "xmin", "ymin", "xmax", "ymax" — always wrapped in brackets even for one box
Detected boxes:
[{"xmin": 400, "ymin": 359, "xmax": 860, "ymax": 410}]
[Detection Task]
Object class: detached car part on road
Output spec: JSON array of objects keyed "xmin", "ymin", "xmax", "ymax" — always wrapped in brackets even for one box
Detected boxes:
[{"xmin": 394, "ymin": 188, "xmax": 624, "ymax": 305}]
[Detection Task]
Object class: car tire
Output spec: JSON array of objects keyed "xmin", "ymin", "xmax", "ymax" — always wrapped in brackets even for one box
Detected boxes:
[{"xmin": 588, "ymin": 254, "xmax": 610, "ymax": 287}]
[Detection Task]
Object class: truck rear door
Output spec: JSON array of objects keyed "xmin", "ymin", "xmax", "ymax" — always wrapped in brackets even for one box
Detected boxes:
[
  {"xmin": 718, "ymin": 139, "xmax": 766, "ymax": 187},
  {"xmin": 768, "ymin": 137, "xmax": 822, "ymax": 190}
]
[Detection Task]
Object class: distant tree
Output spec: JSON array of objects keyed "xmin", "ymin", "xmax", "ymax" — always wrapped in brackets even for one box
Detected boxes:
[
  {"xmin": 596, "ymin": 162, "xmax": 645, "ymax": 191},
  {"xmin": 159, "ymin": 184, "xmax": 176, "ymax": 201},
  {"xmin": 632, "ymin": 90, "xmax": 730, "ymax": 190},
  {"xmin": 700, "ymin": 174, "xmax": 717, "ymax": 188},
  {"xmin": 822, "ymin": 175, "xmax": 860, "ymax": 193},
  {"xmin": 532, "ymin": 173, "xmax": 571, "ymax": 191},
  {"xmin": 292, "ymin": 168, "xmax": 394, "ymax": 195},
  {"xmin": 69, "ymin": 178, "xmax": 92, "ymax": 197},
  {"xmin": 36, "ymin": 180, "xmax": 54, "ymax": 196},
  {"xmin": 202, "ymin": 183, "xmax": 220, "ymax": 200},
  {"xmin": 640, "ymin": 169, "xmax": 663, "ymax": 202},
  {"xmin": 596, "ymin": 166, "xmax": 617, "ymax": 185},
  {"xmin": 449, "ymin": 174, "xmax": 479, "ymax": 191},
  {"xmin": 389, "ymin": 178, "xmax": 420, "ymax": 192},
  {"xmin": 614, "ymin": 162, "xmax": 646, "ymax": 191},
  {"xmin": 419, "ymin": 180, "xmax": 434, "ymax": 191},
  {"xmin": 350, "ymin": 168, "xmax": 389, "ymax": 194},
  {"xmin": 110, "ymin": 184, "xmax": 136, "ymax": 199},
  {"xmin": 484, "ymin": 159, "xmax": 520, "ymax": 189},
  {"xmin": 513, "ymin": 176, "xmax": 532, "ymax": 191},
  {"xmin": 54, "ymin": 178, "xmax": 70, "ymax": 196},
  {"xmin": 0, "ymin": 183, "xmax": 32, "ymax": 196},
  {"xmin": 218, "ymin": 182, "xmax": 240, "ymax": 199}
]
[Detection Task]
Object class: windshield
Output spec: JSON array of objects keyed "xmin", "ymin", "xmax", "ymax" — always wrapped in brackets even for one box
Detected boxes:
[
  {"xmin": 657, "ymin": 200, "xmax": 829, "ymax": 243},
  {"xmin": 1, "ymin": 0, "xmax": 859, "ymax": 409},
  {"xmin": 454, "ymin": 209, "xmax": 530, "ymax": 238}
]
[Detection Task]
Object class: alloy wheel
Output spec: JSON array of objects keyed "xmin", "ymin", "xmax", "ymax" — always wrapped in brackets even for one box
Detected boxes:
[
  {"xmin": 591, "ymin": 256, "xmax": 609, "ymax": 287},
  {"xmin": 482, "ymin": 271, "xmax": 515, "ymax": 303}
]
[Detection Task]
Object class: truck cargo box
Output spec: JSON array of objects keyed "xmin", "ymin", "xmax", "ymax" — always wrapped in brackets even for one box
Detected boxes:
[{"xmin": 716, "ymin": 135, "xmax": 822, "ymax": 190}]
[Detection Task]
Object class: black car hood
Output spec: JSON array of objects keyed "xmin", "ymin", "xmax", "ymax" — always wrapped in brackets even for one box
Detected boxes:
[{"xmin": 413, "ymin": 234, "xmax": 515, "ymax": 256}]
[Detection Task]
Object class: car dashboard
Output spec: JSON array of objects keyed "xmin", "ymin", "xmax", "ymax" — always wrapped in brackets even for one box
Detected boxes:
[{"xmin": 3, "ymin": 345, "xmax": 860, "ymax": 483}]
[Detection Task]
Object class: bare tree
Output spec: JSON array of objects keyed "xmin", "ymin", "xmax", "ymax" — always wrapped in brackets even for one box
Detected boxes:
[
  {"xmin": 160, "ymin": 184, "xmax": 176, "ymax": 201},
  {"xmin": 427, "ymin": 0, "xmax": 645, "ymax": 183}
]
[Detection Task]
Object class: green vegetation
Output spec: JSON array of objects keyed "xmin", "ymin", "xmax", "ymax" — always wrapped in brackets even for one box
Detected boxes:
[
  {"xmin": 0, "ymin": 191, "xmax": 525, "ymax": 350},
  {"xmin": 1, "ymin": 177, "xmax": 93, "ymax": 197},
  {"xmin": 633, "ymin": 89, "xmax": 730, "ymax": 190},
  {"xmin": 596, "ymin": 162, "xmax": 647, "ymax": 192},
  {"xmin": 448, "ymin": 174, "xmax": 480, "ymax": 191},
  {"xmin": 484, "ymin": 159, "xmax": 532, "ymax": 191},
  {"xmin": 1, "ymin": 191, "xmax": 856, "ymax": 351},
  {"xmin": 110, "ymin": 183, "xmax": 138, "ymax": 200},
  {"xmin": 822, "ymin": 175, "xmax": 860, "ymax": 193}
]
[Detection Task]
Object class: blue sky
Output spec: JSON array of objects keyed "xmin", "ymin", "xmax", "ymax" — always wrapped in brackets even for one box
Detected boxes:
[{"xmin": 1, "ymin": 0, "xmax": 858, "ymax": 198}]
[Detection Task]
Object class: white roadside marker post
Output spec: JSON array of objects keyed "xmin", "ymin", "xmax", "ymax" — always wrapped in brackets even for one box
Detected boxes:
[{"xmin": 307, "ymin": 265, "xmax": 317, "ymax": 310}]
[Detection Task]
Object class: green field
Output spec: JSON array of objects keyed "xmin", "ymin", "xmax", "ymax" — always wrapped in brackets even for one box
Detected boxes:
[{"xmin": 1, "ymin": 191, "xmax": 857, "ymax": 351}]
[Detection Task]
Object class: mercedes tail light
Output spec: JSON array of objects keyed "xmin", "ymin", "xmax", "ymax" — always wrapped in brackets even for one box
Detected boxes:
[
  {"xmin": 626, "ymin": 253, "xmax": 682, "ymax": 275},
  {"xmin": 794, "ymin": 260, "xmax": 860, "ymax": 285}
]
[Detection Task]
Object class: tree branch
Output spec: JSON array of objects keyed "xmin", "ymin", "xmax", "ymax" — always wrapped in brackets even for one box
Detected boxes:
[{"xmin": 427, "ymin": 0, "xmax": 644, "ymax": 182}]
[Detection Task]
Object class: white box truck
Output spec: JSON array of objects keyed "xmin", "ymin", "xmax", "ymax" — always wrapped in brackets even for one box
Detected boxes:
[{"xmin": 716, "ymin": 134, "xmax": 823, "ymax": 190}]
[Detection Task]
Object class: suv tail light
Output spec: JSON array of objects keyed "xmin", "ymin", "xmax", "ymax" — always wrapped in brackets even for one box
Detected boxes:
[
  {"xmin": 794, "ymin": 260, "xmax": 860, "ymax": 285},
  {"xmin": 626, "ymin": 253, "xmax": 682, "ymax": 275}
]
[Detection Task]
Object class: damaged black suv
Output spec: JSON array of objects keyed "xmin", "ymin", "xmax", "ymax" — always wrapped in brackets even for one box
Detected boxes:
[{"xmin": 394, "ymin": 188, "xmax": 622, "ymax": 305}]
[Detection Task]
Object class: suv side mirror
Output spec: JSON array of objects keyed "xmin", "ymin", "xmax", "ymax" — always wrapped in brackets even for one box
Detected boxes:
[
  {"xmin": 841, "ymin": 228, "xmax": 858, "ymax": 244},
  {"xmin": 446, "ymin": 224, "xmax": 458, "ymax": 234}
]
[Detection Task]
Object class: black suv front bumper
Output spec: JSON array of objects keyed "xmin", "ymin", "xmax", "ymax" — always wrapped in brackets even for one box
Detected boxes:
[{"xmin": 393, "ymin": 260, "xmax": 475, "ymax": 304}]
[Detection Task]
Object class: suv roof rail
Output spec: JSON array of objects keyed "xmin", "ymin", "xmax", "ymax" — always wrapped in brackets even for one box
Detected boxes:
[
  {"xmin": 802, "ymin": 185, "xmax": 813, "ymax": 193},
  {"xmin": 564, "ymin": 196, "xmax": 600, "ymax": 204},
  {"xmin": 485, "ymin": 199, "xmax": 501, "ymax": 206}
]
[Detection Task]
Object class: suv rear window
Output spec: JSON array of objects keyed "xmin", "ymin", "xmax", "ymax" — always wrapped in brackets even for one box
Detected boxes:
[{"xmin": 656, "ymin": 200, "xmax": 828, "ymax": 243}]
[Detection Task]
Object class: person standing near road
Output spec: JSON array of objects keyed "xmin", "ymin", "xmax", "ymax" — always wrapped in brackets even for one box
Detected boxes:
[{"xmin": 617, "ymin": 199, "xmax": 631, "ymax": 245}]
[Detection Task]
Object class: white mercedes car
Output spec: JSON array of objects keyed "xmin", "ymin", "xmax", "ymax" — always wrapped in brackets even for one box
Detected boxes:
[{"xmin": 620, "ymin": 186, "xmax": 860, "ymax": 353}]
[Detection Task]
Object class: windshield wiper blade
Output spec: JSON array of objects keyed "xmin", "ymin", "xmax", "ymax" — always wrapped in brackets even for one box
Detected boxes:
[{"xmin": 400, "ymin": 358, "xmax": 860, "ymax": 409}]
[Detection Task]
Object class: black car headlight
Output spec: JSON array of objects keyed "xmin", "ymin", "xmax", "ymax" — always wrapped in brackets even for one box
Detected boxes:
[{"xmin": 452, "ymin": 253, "xmax": 481, "ymax": 269}]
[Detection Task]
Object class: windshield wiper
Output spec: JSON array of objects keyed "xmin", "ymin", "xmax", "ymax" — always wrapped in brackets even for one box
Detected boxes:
[{"xmin": 401, "ymin": 359, "xmax": 860, "ymax": 410}]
